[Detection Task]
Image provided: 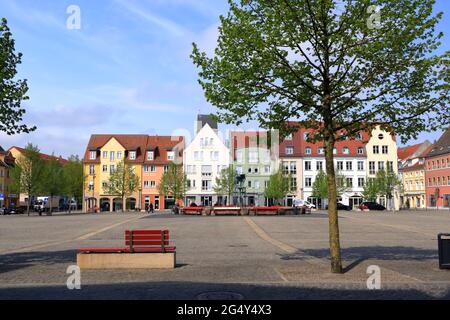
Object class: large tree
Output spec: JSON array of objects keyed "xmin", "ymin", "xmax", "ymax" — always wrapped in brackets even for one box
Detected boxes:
[
  {"xmin": 264, "ymin": 168, "xmax": 290, "ymax": 205},
  {"xmin": 8, "ymin": 144, "xmax": 44, "ymax": 215},
  {"xmin": 0, "ymin": 18, "xmax": 35, "ymax": 135},
  {"xmin": 191, "ymin": 0, "xmax": 449, "ymax": 273},
  {"xmin": 158, "ymin": 162, "xmax": 187, "ymax": 203},
  {"xmin": 103, "ymin": 160, "xmax": 140, "ymax": 212},
  {"xmin": 62, "ymin": 155, "xmax": 84, "ymax": 213},
  {"xmin": 40, "ymin": 156, "xmax": 64, "ymax": 215},
  {"xmin": 214, "ymin": 165, "xmax": 237, "ymax": 205}
]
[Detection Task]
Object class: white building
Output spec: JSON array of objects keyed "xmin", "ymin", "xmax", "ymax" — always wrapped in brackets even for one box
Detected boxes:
[{"xmin": 183, "ymin": 115, "xmax": 230, "ymax": 206}]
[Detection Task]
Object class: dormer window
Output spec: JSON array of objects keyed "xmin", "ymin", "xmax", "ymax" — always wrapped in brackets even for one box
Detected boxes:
[
  {"xmin": 129, "ymin": 151, "xmax": 136, "ymax": 160},
  {"xmin": 167, "ymin": 151, "xmax": 175, "ymax": 161},
  {"xmin": 285, "ymin": 133, "xmax": 293, "ymax": 141},
  {"xmin": 89, "ymin": 151, "xmax": 96, "ymax": 160},
  {"xmin": 342, "ymin": 147, "xmax": 350, "ymax": 155},
  {"xmin": 305, "ymin": 147, "xmax": 312, "ymax": 155},
  {"xmin": 147, "ymin": 151, "xmax": 154, "ymax": 161}
]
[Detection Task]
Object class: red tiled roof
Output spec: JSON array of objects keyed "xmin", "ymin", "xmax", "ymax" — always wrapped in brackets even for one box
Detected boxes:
[
  {"xmin": 9, "ymin": 146, "xmax": 69, "ymax": 165},
  {"xmin": 397, "ymin": 143, "xmax": 422, "ymax": 161},
  {"xmin": 83, "ymin": 134, "xmax": 184, "ymax": 165}
]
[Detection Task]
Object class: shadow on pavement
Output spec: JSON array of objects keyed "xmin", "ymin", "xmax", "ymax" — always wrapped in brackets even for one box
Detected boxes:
[
  {"xmin": 0, "ymin": 250, "xmax": 75, "ymax": 274},
  {"xmin": 0, "ymin": 281, "xmax": 448, "ymax": 300}
]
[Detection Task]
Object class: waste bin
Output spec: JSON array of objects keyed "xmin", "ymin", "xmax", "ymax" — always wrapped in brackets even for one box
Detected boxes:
[{"xmin": 438, "ymin": 233, "xmax": 450, "ymax": 269}]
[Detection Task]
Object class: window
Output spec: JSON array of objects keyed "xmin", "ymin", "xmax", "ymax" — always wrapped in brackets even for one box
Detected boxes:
[
  {"xmin": 143, "ymin": 165, "xmax": 149, "ymax": 172},
  {"xmin": 282, "ymin": 162, "xmax": 289, "ymax": 175},
  {"xmin": 254, "ymin": 181, "xmax": 260, "ymax": 190},
  {"xmin": 89, "ymin": 151, "xmax": 96, "ymax": 160},
  {"xmin": 147, "ymin": 151, "xmax": 154, "ymax": 161},
  {"xmin": 305, "ymin": 177, "xmax": 312, "ymax": 187},
  {"xmin": 356, "ymin": 132, "xmax": 362, "ymax": 140},
  {"xmin": 249, "ymin": 151, "xmax": 258, "ymax": 163},
  {"xmin": 337, "ymin": 161, "xmax": 344, "ymax": 171},
  {"xmin": 236, "ymin": 150, "xmax": 243, "ymax": 163},
  {"xmin": 236, "ymin": 166, "xmax": 243, "ymax": 174},
  {"xmin": 346, "ymin": 161, "xmax": 353, "ymax": 171},
  {"xmin": 102, "ymin": 151, "xmax": 108, "ymax": 159},
  {"xmin": 110, "ymin": 165, "xmax": 115, "ymax": 173},
  {"xmin": 290, "ymin": 177, "xmax": 297, "ymax": 191},
  {"xmin": 303, "ymin": 132, "xmax": 310, "ymax": 141},
  {"xmin": 378, "ymin": 161, "xmax": 384, "ymax": 171},
  {"xmin": 202, "ymin": 180, "xmax": 212, "ymax": 191},
  {"xmin": 210, "ymin": 151, "xmax": 219, "ymax": 161},
  {"xmin": 358, "ymin": 177, "xmax": 365, "ymax": 187},
  {"xmin": 373, "ymin": 146, "xmax": 379, "ymax": 154},
  {"xmin": 342, "ymin": 147, "xmax": 350, "ymax": 155},
  {"xmin": 117, "ymin": 151, "xmax": 123, "ymax": 159},
  {"xmin": 357, "ymin": 161, "xmax": 364, "ymax": 171},
  {"xmin": 89, "ymin": 165, "xmax": 95, "ymax": 175},
  {"xmin": 369, "ymin": 161, "xmax": 375, "ymax": 175},
  {"xmin": 346, "ymin": 178, "xmax": 353, "ymax": 188},
  {"xmin": 194, "ymin": 151, "xmax": 204, "ymax": 161},
  {"xmin": 110, "ymin": 151, "xmax": 115, "ymax": 161},
  {"xmin": 305, "ymin": 147, "xmax": 312, "ymax": 155},
  {"xmin": 102, "ymin": 165, "xmax": 107, "ymax": 173},
  {"xmin": 316, "ymin": 161, "xmax": 323, "ymax": 171},
  {"xmin": 264, "ymin": 165, "xmax": 271, "ymax": 174},
  {"xmin": 387, "ymin": 161, "xmax": 394, "ymax": 172},
  {"xmin": 318, "ymin": 147, "xmax": 324, "ymax": 155},
  {"xmin": 144, "ymin": 181, "xmax": 149, "ymax": 188},
  {"xmin": 150, "ymin": 181, "xmax": 156, "ymax": 188},
  {"xmin": 164, "ymin": 165, "xmax": 169, "ymax": 173},
  {"xmin": 201, "ymin": 165, "xmax": 212, "ymax": 176},
  {"xmin": 151, "ymin": 165, "xmax": 156, "ymax": 172},
  {"xmin": 305, "ymin": 161, "xmax": 312, "ymax": 171},
  {"xmin": 382, "ymin": 146, "xmax": 388, "ymax": 154},
  {"xmin": 378, "ymin": 133, "xmax": 384, "ymax": 140},
  {"xmin": 333, "ymin": 148, "xmax": 337, "ymax": 155},
  {"xmin": 285, "ymin": 146, "xmax": 294, "ymax": 155},
  {"xmin": 167, "ymin": 151, "xmax": 175, "ymax": 161},
  {"xmin": 129, "ymin": 151, "xmax": 136, "ymax": 160},
  {"xmin": 357, "ymin": 147, "xmax": 364, "ymax": 155},
  {"xmin": 285, "ymin": 133, "xmax": 293, "ymax": 140},
  {"xmin": 248, "ymin": 180, "xmax": 252, "ymax": 188},
  {"xmin": 290, "ymin": 162, "xmax": 297, "ymax": 174}
]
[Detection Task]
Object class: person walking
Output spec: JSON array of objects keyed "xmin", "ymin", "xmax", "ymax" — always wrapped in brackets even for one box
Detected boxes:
[{"xmin": 148, "ymin": 202, "xmax": 154, "ymax": 214}]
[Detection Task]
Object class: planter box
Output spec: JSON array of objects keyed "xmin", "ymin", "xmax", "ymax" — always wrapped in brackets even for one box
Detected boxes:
[{"xmin": 77, "ymin": 252, "xmax": 176, "ymax": 269}]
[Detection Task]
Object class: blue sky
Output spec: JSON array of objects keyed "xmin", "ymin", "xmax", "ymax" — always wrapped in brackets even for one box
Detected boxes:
[{"xmin": 0, "ymin": 0, "xmax": 449, "ymax": 158}]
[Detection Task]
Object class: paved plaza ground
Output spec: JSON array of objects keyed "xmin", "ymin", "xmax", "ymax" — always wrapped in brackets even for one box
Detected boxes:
[{"xmin": 0, "ymin": 210, "xmax": 449, "ymax": 299}]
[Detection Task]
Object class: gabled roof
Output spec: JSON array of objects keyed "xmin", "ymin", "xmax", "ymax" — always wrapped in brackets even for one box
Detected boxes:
[
  {"xmin": 427, "ymin": 128, "xmax": 450, "ymax": 158},
  {"xmin": 197, "ymin": 114, "xmax": 218, "ymax": 131},
  {"xmin": 397, "ymin": 143, "xmax": 422, "ymax": 161},
  {"xmin": 9, "ymin": 146, "xmax": 69, "ymax": 165}
]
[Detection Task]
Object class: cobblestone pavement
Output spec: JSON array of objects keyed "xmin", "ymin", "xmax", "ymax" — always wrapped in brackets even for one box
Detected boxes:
[{"xmin": 0, "ymin": 210, "xmax": 449, "ymax": 299}]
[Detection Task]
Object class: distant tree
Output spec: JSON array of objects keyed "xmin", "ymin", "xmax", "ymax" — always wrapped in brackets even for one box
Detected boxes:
[
  {"xmin": 192, "ymin": 0, "xmax": 449, "ymax": 273},
  {"xmin": 8, "ymin": 143, "xmax": 44, "ymax": 215},
  {"xmin": 103, "ymin": 160, "xmax": 140, "ymax": 212},
  {"xmin": 264, "ymin": 168, "xmax": 290, "ymax": 205},
  {"xmin": 362, "ymin": 177, "xmax": 379, "ymax": 202},
  {"xmin": 0, "ymin": 18, "xmax": 35, "ymax": 135},
  {"xmin": 40, "ymin": 157, "xmax": 64, "ymax": 214},
  {"xmin": 214, "ymin": 165, "xmax": 236, "ymax": 205},
  {"xmin": 62, "ymin": 155, "xmax": 84, "ymax": 213},
  {"xmin": 158, "ymin": 162, "xmax": 187, "ymax": 203},
  {"xmin": 312, "ymin": 170, "xmax": 349, "ymax": 207}
]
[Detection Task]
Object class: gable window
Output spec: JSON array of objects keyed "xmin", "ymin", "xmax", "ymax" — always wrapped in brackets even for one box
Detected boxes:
[
  {"xmin": 110, "ymin": 151, "xmax": 115, "ymax": 161},
  {"xmin": 129, "ymin": 151, "xmax": 136, "ymax": 160},
  {"xmin": 147, "ymin": 152, "xmax": 154, "ymax": 161},
  {"xmin": 89, "ymin": 151, "xmax": 96, "ymax": 160},
  {"xmin": 167, "ymin": 151, "xmax": 175, "ymax": 161},
  {"xmin": 102, "ymin": 151, "xmax": 108, "ymax": 159},
  {"xmin": 285, "ymin": 146, "xmax": 294, "ymax": 155}
]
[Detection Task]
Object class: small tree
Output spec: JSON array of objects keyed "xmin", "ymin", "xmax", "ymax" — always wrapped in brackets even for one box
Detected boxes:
[
  {"xmin": 8, "ymin": 143, "xmax": 44, "ymax": 215},
  {"xmin": 158, "ymin": 162, "xmax": 187, "ymax": 204},
  {"xmin": 362, "ymin": 177, "xmax": 378, "ymax": 202},
  {"xmin": 312, "ymin": 170, "xmax": 349, "ymax": 207},
  {"xmin": 62, "ymin": 155, "xmax": 84, "ymax": 213},
  {"xmin": 103, "ymin": 160, "xmax": 140, "ymax": 212},
  {"xmin": 214, "ymin": 165, "xmax": 236, "ymax": 205},
  {"xmin": 40, "ymin": 157, "xmax": 64, "ymax": 214},
  {"xmin": 264, "ymin": 169, "xmax": 290, "ymax": 205},
  {"xmin": 0, "ymin": 18, "xmax": 36, "ymax": 135}
]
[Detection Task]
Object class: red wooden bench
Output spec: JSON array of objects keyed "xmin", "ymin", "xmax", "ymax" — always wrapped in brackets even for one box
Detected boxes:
[
  {"xmin": 180, "ymin": 206, "xmax": 204, "ymax": 215},
  {"xmin": 77, "ymin": 230, "xmax": 175, "ymax": 254},
  {"xmin": 254, "ymin": 206, "xmax": 283, "ymax": 215}
]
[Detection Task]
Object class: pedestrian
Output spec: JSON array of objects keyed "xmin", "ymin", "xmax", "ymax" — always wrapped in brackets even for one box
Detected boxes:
[{"xmin": 149, "ymin": 202, "xmax": 154, "ymax": 214}]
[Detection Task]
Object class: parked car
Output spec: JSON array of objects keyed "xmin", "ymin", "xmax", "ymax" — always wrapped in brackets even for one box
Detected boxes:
[
  {"xmin": 359, "ymin": 202, "xmax": 386, "ymax": 211},
  {"xmin": 325, "ymin": 202, "xmax": 351, "ymax": 211},
  {"xmin": 293, "ymin": 199, "xmax": 316, "ymax": 209},
  {"xmin": 1, "ymin": 205, "xmax": 24, "ymax": 215}
]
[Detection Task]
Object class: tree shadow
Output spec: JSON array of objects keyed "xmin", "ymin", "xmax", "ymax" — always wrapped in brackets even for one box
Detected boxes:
[
  {"xmin": 0, "ymin": 250, "xmax": 75, "ymax": 274},
  {"xmin": 279, "ymin": 246, "xmax": 439, "ymax": 273}
]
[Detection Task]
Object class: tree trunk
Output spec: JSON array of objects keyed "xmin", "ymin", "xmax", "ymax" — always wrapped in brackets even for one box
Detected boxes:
[
  {"xmin": 27, "ymin": 195, "xmax": 30, "ymax": 216},
  {"xmin": 324, "ymin": 137, "xmax": 343, "ymax": 274},
  {"xmin": 49, "ymin": 195, "xmax": 53, "ymax": 215}
]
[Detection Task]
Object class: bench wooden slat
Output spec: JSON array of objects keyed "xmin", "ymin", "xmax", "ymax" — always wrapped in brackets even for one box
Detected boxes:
[
  {"xmin": 125, "ymin": 230, "xmax": 168, "ymax": 235},
  {"xmin": 125, "ymin": 235, "xmax": 170, "ymax": 240},
  {"xmin": 125, "ymin": 240, "xmax": 170, "ymax": 246}
]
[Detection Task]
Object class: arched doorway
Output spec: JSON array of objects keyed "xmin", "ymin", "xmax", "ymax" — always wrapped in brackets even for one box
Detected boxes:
[
  {"xmin": 112, "ymin": 198, "xmax": 123, "ymax": 212},
  {"xmin": 85, "ymin": 197, "xmax": 97, "ymax": 212},
  {"xmin": 126, "ymin": 198, "xmax": 136, "ymax": 211},
  {"xmin": 100, "ymin": 198, "xmax": 111, "ymax": 212}
]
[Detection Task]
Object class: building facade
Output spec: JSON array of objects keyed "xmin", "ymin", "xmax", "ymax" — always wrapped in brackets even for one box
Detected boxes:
[
  {"xmin": 425, "ymin": 128, "xmax": 450, "ymax": 209},
  {"xmin": 365, "ymin": 126, "xmax": 400, "ymax": 210},
  {"xmin": 397, "ymin": 141, "xmax": 432, "ymax": 209},
  {"xmin": 83, "ymin": 134, "xmax": 184, "ymax": 212},
  {"xmin": 184, "ymin": 116, "xmax": 229, "ymax": 206},
  {"xmin": 0, "ymin": 147, "xmax": 16, "ymax": 208}
]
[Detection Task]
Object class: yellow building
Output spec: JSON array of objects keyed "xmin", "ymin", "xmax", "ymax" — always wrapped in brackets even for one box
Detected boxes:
[
  {"xmin": 365, "ymin": 126, "xmax": 400, "ymax": 210},
  {"xmin": 0, "ymin": 146, "xmax": 16, "ymax": 207},
  {"xmin": 83, "ymin": 135, "xmax": 145, "ymax": 212}
]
